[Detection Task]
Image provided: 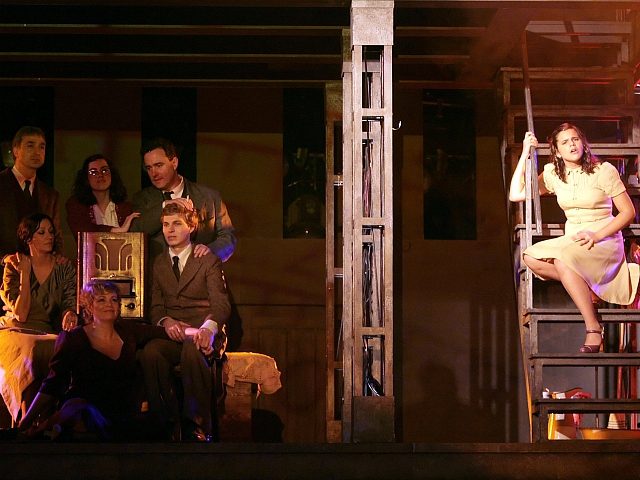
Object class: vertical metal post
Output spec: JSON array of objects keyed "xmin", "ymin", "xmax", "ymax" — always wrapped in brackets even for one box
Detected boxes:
[
  {"xmin": 521, "ymin": 30, "xmax": 542, "ymax": 311},
  {"xmin": 341, "ymin": 29, "xmax": 355, "ymax": 442},
  {"xmin": 342, "ymin": 0, "xmax": 394, "ymax": 442},
  {"xmin": 325, "ymin": 80, "xmax": 344, "ymax": 443}
]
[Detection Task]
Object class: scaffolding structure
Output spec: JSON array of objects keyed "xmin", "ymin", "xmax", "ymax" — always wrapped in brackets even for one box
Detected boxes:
[{"xmin": 326, "ymin": 0, "xmax": 395, "ymax": 442}]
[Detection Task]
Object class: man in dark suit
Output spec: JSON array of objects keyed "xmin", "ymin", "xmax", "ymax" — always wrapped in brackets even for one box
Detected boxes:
[
  {"xmin": 0, "ymin": 126, "xmax": 62, "ymax": 260},
  {"xmin": 131, "ymin": 137, "xmax": 236, "ymax": 263},
  {"xmin": 139, "ymin": 200, "xmax": 230, "ymax": 442}
]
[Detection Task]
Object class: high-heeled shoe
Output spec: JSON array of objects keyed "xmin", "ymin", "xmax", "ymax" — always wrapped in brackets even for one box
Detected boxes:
[{"xmin": 579, "ymin": 327, "xmax": 603, "ymax": 353}]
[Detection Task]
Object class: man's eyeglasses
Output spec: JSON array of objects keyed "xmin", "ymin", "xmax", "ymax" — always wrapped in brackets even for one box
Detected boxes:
[{"xmin": 88, "ymin": 167, "xmax": 111, "ymax": 177}]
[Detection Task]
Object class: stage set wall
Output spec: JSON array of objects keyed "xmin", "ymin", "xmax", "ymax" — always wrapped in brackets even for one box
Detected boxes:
[{"xmin": 44, "ymin": 84, "xmax": 523, "ymax": 442}]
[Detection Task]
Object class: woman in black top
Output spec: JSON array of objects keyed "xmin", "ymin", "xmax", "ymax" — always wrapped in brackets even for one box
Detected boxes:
[{"xmin": 19, "ymin": 280, "xmax": 168, "ymax": 440}]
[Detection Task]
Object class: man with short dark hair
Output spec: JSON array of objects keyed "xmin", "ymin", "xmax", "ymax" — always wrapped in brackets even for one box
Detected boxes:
[
  {"xmin": 0, "ymin": 126, "xmax": 62, "ymax": 259},
  {"xmin": 131, "ymin": 137, "xmax": 236, "ymax": 263}
]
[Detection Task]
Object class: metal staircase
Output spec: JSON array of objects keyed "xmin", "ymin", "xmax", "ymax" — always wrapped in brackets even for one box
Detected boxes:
[
  {"xmin": 504, "ymin": 62, "xmax": 640, "ymax": 441},
  {"xmin": 515, "ymin": 227, "xmax": 640, "ymax": 441}
]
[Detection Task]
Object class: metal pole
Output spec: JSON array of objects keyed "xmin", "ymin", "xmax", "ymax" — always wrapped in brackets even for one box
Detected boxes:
[{"xmin": 522, "ymin": 30, "xmax": 542, "ymax": 236}]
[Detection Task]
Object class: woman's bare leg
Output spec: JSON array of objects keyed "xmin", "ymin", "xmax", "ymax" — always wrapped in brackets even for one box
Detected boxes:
[
  {"xmin": 523, "ymin": 255, "xmax": 561, "ymax": 281},
  {"xmin": 524, "ymin": 254, "xmax": 601, "ymax": 346},
  {"xmin": 553, "ymin": 259, "xmax": 602, "ymax": 346}
]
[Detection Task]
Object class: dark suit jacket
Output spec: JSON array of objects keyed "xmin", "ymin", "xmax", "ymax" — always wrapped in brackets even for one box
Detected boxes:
[
  {"xmin": 0, "ymin": 167, "xmax": 62, "ymax": 258},
  {"xmin": 131, "ymin": 177, "xmax": 236, "ymax": 263},
  {"xmin": 150, "ymin": 250, "xmax": 230, "ymax": 331}
]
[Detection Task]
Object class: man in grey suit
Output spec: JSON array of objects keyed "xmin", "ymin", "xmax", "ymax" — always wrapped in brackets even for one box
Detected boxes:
[
  {"xmin": 140, "ymin": 200, "xmax": 230, "ymax": 442},
  {"xmin": 0, "ymin": 126, "xmax": 62, "ymax": 260},
  {"xmin": 131, "ymin": 137, "xmax": 236, "ymax": 263}
]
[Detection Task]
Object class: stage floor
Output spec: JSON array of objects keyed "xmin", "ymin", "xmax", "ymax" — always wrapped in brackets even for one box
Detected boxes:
[{"xmin": 1, "ymin": 441, "xmax": 639, "ymax": 480}]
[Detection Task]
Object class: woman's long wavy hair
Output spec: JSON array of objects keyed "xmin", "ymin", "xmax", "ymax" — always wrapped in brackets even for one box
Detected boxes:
[
  {"xmin": 71, "ymin": 154, "xmax": 128, "ymax": 206},
  {"xmin": 548, "ymin": 123, "xmax": 598, "ymax": 183}
]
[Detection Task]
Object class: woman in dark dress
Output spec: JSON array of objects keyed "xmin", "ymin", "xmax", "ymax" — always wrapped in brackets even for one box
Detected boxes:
[{"xmin": 19, "ymin": 281, "xmax": 168, "ymax": 440}]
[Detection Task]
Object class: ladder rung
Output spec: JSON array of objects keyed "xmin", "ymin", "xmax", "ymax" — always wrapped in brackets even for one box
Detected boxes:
[
  {"xmin": 358, "ymin": 217, "xmax": 387, "ymax": 228},
  {"xmin": 362, "ymin": 108, "xmax": 389, "ymax": 118},
  {"xmin": 354, "ymin": 327, "xmax": 388, "ymax": 336}
]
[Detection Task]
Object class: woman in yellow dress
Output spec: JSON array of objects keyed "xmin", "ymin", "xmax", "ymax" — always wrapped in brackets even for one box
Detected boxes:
[
  {"xmin": 509, "ymin": 123, "xmax": 639, "ymax": 353},
  {"xmin": 0, "ymin": 213, "xmax": 77, "ymax": 420}
]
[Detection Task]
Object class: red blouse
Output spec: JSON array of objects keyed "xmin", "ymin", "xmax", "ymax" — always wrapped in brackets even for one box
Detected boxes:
[{"xmin": 65, "ymin": 195, "xmax": 134, "ymax": 242}]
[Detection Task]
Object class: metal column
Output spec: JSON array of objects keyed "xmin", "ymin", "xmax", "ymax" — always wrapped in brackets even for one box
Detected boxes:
[
  {"xmin": 342, "ymin": 0, "xmax": 394, "ymax": 442},
  {"xmin": 325, "ymin": 79, "xmax": 344, "ymax": 443}
]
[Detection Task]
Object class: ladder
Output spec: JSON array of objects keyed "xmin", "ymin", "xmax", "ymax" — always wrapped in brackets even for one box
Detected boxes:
[{"xmin": 504, "ymin": 65, "xmax": 640, "ymax": 441}]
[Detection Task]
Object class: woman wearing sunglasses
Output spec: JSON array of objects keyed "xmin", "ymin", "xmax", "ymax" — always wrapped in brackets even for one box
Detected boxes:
[{"xmin": 65, "ymin": 154, "xmax": 140, "ymax": 241}]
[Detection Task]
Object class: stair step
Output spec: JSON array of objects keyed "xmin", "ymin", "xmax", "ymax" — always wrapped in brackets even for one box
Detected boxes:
[
  {"xmin": 515, "ymin": 223, "xmax": 640, "ymax": 237},
  {"xmin": 508, "ymin": 106, "xmax": 639, "ymax": 116},
  {"xmin": 535, "ymin": 398, "xmax": 640, "ymax": 414},
  {"xmin": 530, "ymin": 353, "xmax": 640, "ymax": 367},
  {"xmin": 509, "ymin": 142, "xmax": 640, "ymax": 156},
  {"xmin": 523, "ymin": 309, "xmax": 640, "ymax": 324}
]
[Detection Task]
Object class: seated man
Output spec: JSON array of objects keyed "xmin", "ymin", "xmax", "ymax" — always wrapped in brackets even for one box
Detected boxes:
[{"xmin": 139, "ymin": 199, "xmax": 230, "ymax": 442}]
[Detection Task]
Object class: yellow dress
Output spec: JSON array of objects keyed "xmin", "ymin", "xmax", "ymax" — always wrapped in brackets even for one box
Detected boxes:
[{"xmin": 524, "ymin": 162, "xmax": 639, "ymax": 305}]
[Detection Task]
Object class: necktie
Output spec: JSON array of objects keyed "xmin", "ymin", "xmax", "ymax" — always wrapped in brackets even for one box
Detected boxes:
[
  {"xmin": 172, "ymin": 255, "xmax": 181, "ymax": 281},
  {"xmin": 163, "ymin": 191, "xmax": 174, "ymax": 200},
  {"xmin": 23, "ymin": 180, "xmax": 32, "ymax": 199}
]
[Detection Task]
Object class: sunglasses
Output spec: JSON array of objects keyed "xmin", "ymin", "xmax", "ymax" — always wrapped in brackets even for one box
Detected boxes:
[{"xmin": 88, "ymin": 167, "xmax": 111, "ymax": 176}]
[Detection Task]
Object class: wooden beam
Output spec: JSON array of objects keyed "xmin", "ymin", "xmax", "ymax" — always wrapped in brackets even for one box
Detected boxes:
[
  {"xmin": 0, "ymin": 24, "xmax": 344, "ymax": 37},
  {"xmin": 397, "ymin": 0, "xmax": 640, "ymax": 7},
  {"xmin": 0, "ymin": 53, "xmax": 341, "ymax": 64},
  {"xmin": 459, "ymin": 8, "xmax": 532, "ymax": 82}
]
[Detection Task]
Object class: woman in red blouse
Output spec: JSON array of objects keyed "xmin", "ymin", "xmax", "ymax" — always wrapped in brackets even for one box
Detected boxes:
[{"xmin": 65, "ymin": 154, "xmax": 140, "ymax": 241}]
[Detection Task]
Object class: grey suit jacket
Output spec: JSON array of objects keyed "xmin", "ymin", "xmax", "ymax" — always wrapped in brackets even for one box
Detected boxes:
[
  {"xmin": 0, "ymin": 168, "xmax": 62, "ymax": 257},
  {"xmin": 131, "ymin": 177, "xmax": 236, "ymax": 263},
  {"xmin": 150, "ymin": 250, "xmax": 231, "ymax": 330}
]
